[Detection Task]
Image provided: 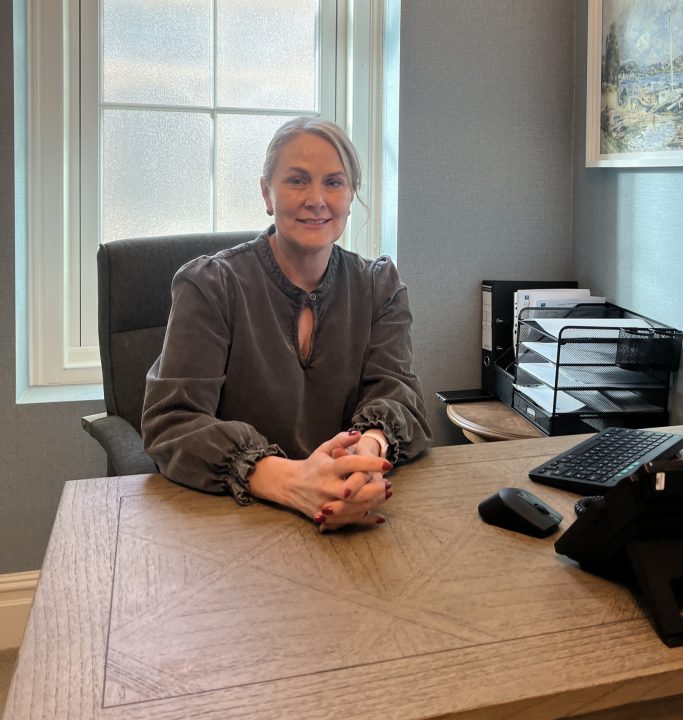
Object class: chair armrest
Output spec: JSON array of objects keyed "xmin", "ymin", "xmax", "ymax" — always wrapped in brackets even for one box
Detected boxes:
[{"xmin": 81, "ymin": 413, "xmax": 158, "ymax": 476}]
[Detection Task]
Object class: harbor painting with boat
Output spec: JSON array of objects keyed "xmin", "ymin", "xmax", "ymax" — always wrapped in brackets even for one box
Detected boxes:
[{"xmin": 599, "ymin": 0, "xmax": 683, "ymax": 159}]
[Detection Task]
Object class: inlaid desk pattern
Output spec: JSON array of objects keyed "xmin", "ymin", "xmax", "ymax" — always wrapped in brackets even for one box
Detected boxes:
[{"xmin": 5, "ymin": 431, "xmax": 683, "ymax": 719}]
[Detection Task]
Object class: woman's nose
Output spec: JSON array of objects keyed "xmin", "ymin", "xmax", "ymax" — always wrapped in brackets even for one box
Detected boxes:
[{"xmin": 304, "ymin": 182, "xmax": 326, "ymax": 208}]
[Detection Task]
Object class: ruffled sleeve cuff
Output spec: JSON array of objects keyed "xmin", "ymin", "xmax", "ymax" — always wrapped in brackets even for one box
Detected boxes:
[{"xmin": 223, "ymin": 443, "xmax": 286, "ymax": 506}]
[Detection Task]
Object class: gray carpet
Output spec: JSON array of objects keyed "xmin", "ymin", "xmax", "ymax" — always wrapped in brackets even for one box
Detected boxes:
[{"xmin": 0, "ymin": 648, "xmax": 18, "ymax": 716}]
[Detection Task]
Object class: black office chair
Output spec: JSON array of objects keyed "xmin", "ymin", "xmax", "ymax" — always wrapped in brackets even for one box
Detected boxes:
[{"xmin": 82, "ymin": 230, "xmax": 259, "ymax": 476}]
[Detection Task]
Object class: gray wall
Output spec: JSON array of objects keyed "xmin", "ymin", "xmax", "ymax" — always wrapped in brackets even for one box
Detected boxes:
[
  {"xmin": 1, "ymin": 0, "xmax": 107, "ymax": 575},
  {"xmin": 572, "ymin": 1, "xmax": 683, "ymax": 422},
  {"xmin": 398, "ymin": 0, "xmax": 577, "ymax": 446}
]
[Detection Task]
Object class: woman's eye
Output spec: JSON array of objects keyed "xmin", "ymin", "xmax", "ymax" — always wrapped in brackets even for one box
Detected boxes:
[
  {"xmin": 287, "ymin": 177, "xmax": 305, "ymax": 186},
  {"xmin": 326, "ymin": 178, "xmax": 345, "ymax": 187}
]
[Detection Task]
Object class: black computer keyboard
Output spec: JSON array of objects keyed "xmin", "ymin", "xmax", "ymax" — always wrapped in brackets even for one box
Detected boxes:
[{"xmin": 529, "ymin": 427, "xmax": 683, "ymax": 495}]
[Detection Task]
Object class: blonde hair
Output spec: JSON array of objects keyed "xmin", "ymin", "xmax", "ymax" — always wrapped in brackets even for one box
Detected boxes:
[{"xmin": 262, "ymin": 116, "xmax": 362, "ymax": 198}]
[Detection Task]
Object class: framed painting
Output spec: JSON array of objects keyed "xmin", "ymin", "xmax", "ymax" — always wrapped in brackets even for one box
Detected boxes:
[{"xmin": 586, "ymin": 0, "xmax": 683, "ymax": 167}]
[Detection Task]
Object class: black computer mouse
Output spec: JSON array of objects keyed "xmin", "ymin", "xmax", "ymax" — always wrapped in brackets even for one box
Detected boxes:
[{"xmin": 478, "ymin": 487, "xmax": 563, "ymax": 538}]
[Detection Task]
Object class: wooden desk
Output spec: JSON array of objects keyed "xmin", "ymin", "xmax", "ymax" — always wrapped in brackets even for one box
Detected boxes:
[
  {"xmin": 5, "ymin": 430, "xmax": 683, "ymax": 720},
  {"xmin": 447, "ymin": 399, "xmax": 544, "ymax": 442}
]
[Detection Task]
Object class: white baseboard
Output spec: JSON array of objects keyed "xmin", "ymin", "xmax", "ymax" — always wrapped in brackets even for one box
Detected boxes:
[{"xmin": 0, "ymin": 571, "xmax": 39, "ymax": 650}]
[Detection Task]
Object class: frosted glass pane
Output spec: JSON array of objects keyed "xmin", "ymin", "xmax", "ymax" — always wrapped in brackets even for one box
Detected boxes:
[
  {"xmin": 216, "ymin": 0, "xmax": 318, "ymax": 110},
  {"xmin": 216, "ymin": 114, "xmax": 297, "ymax": 230},
  {"xmin": 103, "ymin": 0, "xmax": 212, "ymax": 106},
  {"xmin": 103, "ymin": 110, "xmax": 211, "ymax": 242}
]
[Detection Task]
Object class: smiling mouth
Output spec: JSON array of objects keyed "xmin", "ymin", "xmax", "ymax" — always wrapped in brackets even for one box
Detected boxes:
[{"xmin": 298, "ymin": 218, "xmax": 331, "ymax": 225}]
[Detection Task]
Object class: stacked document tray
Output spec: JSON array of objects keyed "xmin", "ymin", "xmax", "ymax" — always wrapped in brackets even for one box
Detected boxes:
[{"xmin": 512, "ymin": 303, "xmax": 682, "ymax": 436}]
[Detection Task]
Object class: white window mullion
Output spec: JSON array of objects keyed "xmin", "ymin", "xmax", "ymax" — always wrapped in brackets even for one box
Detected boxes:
[
  {"xmin": 327, "ymin": 0, "xmax": 384, "ymax": 260},
  {"xmin": 211, "ymin": 0, "xmax": 217, "ymax": 231},
  {"xmin": 75, "ymin": 0, "xmax": 101, "ymax": 358},
  {"xmin": 28, "ymin": 0, "xmax": 101, "ymax": 385},
  {"xmin": 64, "ymin": 0, "xmax": 101, "ymax": 375},
  {"xmin": 319, "ymin": 0, "xmax": 339, "ymax": 121},
  {"xmin": 344, "ymin": 0, "xmax": 384, "ymax": 260},
  {"xmin": 27, "ymin": 0, "xmax": 63, "ymax": 386}
]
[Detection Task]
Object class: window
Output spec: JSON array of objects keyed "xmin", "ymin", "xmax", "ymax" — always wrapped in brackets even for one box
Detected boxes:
[{"xmin": 25, "ymin": 0, "xmax": 385, "ymax": 388}]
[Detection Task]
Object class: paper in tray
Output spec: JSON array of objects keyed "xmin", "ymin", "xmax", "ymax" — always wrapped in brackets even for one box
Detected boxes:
[
  {"xmin": 517, "ymin": 362, "xmax": 660, "ymax": 388},
  {"xmin": 513, "ymin": 384, "xmax": 586, "ymax": 413},
  {"xmin": 527, "ymin": 318, "xmax": 651, "ymax": 340},
  {"xmin": 520, "ymin": 341, "xmax": 616, "ymax": 364}
]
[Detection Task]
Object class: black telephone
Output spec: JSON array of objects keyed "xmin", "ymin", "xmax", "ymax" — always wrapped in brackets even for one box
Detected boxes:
[{"xmin": 555, "ymin": 457, "xmax": 683, "ymax": 647}]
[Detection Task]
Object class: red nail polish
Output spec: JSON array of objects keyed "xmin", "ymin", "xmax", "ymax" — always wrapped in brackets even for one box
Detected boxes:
[
  {"xmin": 382, "ymin": 460, "xmax": 393, "ymax": 472},
  {"xmin": 348, "ymin": 429, "xmax": 360, "ymax": 436},
  {"xmin": 385, "ymin": 479, "xmax": 393, "ymax": 489},
  {"xmin": 344, "ymin": 488, "xmax": 351, "ymax": 499},
  {"xmin": 322, "ymin": 506, "xmax": 333, "ymax": 516},
  {"xmin": 375, "ymin": 516, "xmax": 386, "ymax": 524},
  {"xmin": 385, "ymin": 490, "xmax": 393, "ymax": 500},
  {"xmin": 314, "ymin": 513, "xmax": 324, "ymax": 523}
]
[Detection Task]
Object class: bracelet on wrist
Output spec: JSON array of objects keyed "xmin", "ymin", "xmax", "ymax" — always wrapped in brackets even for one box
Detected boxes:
[{"xmin": 361, "ymin": 430, "xmax": 389, "ymax": 458}]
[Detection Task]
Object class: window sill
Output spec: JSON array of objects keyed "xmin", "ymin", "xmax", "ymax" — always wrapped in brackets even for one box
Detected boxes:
[{"xmin": 16, "ymin": 383, "xmax": 104, "ymax": 405}]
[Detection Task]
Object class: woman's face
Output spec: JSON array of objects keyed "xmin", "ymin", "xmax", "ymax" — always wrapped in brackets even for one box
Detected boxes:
[{"xmin": 261, "ymin": 132, "xmax": 353, "ymax": 255}]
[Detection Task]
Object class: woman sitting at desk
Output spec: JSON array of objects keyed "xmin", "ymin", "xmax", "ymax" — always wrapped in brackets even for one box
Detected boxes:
[{"xmin": 141, "ymin": 117, "xmax": 431, "ymax": 531}]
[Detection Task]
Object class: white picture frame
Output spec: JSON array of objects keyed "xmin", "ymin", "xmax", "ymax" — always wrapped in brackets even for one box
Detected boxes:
[{"xmin": 586, "ymin": 0, "xmax": 683, "ymax": 168}]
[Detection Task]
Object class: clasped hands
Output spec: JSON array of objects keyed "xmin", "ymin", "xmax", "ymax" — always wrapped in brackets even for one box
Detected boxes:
[
  {"xmin": 307, "ymin": 430, "xmax": 393, "ymax": 532},
  {"xmin": 249, "ymin": 430, "xmax": 393, "ymax": 532}
]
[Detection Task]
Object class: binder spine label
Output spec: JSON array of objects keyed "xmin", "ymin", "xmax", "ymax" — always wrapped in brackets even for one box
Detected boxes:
[{"xmin": 482, "ymin": 286, "xmax": 493, "ymax": 351}]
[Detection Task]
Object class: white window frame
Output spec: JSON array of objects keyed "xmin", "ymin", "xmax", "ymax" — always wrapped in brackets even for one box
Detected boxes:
[{"xmin": 26, "ymin": 0, "xmax": 385, "ymax": 388}]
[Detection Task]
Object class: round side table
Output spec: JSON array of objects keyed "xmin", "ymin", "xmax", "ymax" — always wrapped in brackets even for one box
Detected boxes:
[{"xmin": 446, "ymin": 400, "xmax": 544, "ymax": 443}]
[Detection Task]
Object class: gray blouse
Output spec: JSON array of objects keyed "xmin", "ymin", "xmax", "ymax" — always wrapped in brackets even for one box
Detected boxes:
[{"xmin": 141, "ymin": 228, "xmax": 431, "ymax": 502}]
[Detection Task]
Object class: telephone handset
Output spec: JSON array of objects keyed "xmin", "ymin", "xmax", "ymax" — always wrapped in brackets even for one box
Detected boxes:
[{"xmin": 555, "ymin": 457, "xmax": 683, "ymax": 647}]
